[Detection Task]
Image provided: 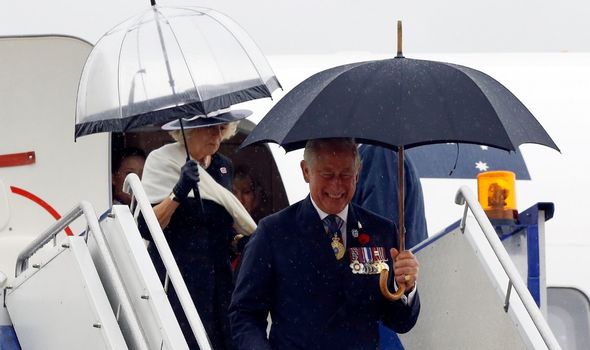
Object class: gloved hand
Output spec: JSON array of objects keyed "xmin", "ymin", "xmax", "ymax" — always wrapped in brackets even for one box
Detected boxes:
[{"xmin": 172, "ymin": 160, "xmax": 200, "ymax": 202}]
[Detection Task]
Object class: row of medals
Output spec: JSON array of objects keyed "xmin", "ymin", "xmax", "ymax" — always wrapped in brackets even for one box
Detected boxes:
[{"xmin": 331, "ymin": 233, "xmax": 388, "ymax": 275}]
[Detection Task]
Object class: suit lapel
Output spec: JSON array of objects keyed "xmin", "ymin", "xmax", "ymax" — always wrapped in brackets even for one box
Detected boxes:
[{"xmin": 346, "ymin": 205, "xmax": 361, "ymax": 249}]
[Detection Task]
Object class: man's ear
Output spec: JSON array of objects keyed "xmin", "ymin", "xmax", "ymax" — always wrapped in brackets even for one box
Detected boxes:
[{"xmin": 300, "ymin": 160, "xmax": 311, "ymax": 183}]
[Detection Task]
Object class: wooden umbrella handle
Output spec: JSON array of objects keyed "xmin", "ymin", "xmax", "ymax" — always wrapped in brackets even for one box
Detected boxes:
[
  {"xmin": 379, "ymin": 143, "xmax": 407, "ymax": 301},
  {"xmin": 379, "ymin": 268, "xmax": 405, "ymax": 301}
]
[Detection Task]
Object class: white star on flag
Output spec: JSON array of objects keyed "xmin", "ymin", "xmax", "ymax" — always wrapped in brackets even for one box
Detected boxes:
[{"xmin": 475, "ymin": 161, "xmax": 489, "ymax": 172}]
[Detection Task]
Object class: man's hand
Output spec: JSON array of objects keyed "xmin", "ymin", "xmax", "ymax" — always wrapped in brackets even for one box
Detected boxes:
[
  {"xmin": 173, "ymin": 160, "xmax": 200, "ymax": 201},
  {"xmin": 391, "ymin": 248, "xmax": 419, "ymax": 293}
]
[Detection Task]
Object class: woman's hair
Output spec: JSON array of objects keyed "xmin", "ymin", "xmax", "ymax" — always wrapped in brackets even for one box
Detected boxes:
[
  {"xmin": 168, "ymin": 121, "xmax": 239, "ymax": 144},
  {"xmin": 221, "ymin": 122, "xmax": 238, "ymax": 140}
]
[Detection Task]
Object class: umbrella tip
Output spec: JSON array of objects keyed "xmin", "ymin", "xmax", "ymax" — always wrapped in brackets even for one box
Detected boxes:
[{"xmin": 396, "ymin": 20, "xmax": 404, "ymax": 58}]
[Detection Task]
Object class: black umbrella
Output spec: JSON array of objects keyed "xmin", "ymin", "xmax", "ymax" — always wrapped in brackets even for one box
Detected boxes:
[{"xmin": 242, "ymin": 22, "xmax": 559, "ymax": 300}]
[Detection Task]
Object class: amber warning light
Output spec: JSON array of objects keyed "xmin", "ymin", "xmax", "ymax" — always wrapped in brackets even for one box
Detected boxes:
[{"xmin": 477, "ymin": 170, "xmax": 518, "ymax": 220}]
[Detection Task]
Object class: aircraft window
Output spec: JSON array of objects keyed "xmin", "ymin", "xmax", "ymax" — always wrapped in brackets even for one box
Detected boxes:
[{"xmin": 547, "ymin": 286, "xmax": 590, "ymax": 349}]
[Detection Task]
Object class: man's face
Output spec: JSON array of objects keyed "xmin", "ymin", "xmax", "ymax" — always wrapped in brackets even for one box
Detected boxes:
[{"xmin": 301, "ymin": 145, "xmax": 359, "ymax": 214}]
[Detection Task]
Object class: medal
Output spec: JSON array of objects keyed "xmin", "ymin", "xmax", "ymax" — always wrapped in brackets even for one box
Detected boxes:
[
  {"xmin": 349, "ymin": 247, "xmax": 364, "ymax": 274},
  {"xmin": 348, "ymin": 246, "xmax": 389, "ymax": 274},
  {"xmin": 331, "ymin": 235, "xmax": 345, "ymax": 260}
]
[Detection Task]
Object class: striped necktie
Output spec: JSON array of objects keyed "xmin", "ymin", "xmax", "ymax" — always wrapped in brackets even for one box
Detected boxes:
[{"xmin": 323, "ymin": 214, "xmax": 343, "ymax": 236}]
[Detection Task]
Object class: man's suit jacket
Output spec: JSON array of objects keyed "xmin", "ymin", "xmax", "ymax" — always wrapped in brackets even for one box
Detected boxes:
[{"xmin": 229, "ymin": 196, "xmax": 420, "ymax": 350}]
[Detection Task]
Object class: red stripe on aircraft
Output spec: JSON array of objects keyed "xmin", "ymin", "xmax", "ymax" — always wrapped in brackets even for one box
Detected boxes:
[
  {"xmin": 10, "ymin": 186, "xmax": 74, "ymax": 236},
  {"xmin": 0, "ymin": 151, "xmax": 36, "ymax": 168}
]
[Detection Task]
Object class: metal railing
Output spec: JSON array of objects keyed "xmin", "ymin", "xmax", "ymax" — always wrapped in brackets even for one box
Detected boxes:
[
  {"xmin": 14, "ymin": 200, "xmax": 149, "ymax": 349},
  {"xmin": 123, "ymin": 173, "xmax": 212, "ymax": 350},
  {"xmin": 16, "ymin": 201, "xmax": 96, "ymax": 276},
  {"xmin": 455, "ymin": 186, "xmax": 561, "ymax": 350}
]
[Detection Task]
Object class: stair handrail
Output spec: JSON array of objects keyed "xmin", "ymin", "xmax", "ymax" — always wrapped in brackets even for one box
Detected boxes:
[
  {"xmin": 455, "ymin": 186, "xmax": 561, "ymax": 350},
  {"xmin": 14, "ymin": 200, "xmax": 149, "ymax": 349},
  {"xmin": 16, "ymin": 201, "xmax": 94, "ymax": 276},
  {"xmin": 123, "ymin": 173, "xmax": 212, "ymax": 350}
]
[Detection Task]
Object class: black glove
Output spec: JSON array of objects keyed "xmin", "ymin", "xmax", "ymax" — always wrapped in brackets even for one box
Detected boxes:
[{"xmin": 172, "ymin": 160, "xmax": 200, "ymax": 202}]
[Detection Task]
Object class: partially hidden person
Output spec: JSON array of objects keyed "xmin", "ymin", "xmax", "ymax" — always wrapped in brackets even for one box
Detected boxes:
[
  {"xmin": 232, "ymin": 165, "xmax": 269, "ymax": 224},
  {"xmin": 353, "ymin": 144, "xmax": 428, "ymax": 249},
  {"xmin": 112, "ymin": 146, "xmax": 146, "ymax": 205},
  {"xmin": 141, "ymin": 109, "xmax": 256, "ymax": 350},
  {"xmin": 229, "ymin": 138, "xmax": 420, "ymax": 350}
]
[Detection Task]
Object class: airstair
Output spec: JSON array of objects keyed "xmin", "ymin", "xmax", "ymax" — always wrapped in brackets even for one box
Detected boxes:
[
  {"xmin": 2, "ymin": 174, "xmax": 211, "ymax": 350},
  {"xmin": 399, "ymin": 186, "xmax": 560, "ymax": 349}
]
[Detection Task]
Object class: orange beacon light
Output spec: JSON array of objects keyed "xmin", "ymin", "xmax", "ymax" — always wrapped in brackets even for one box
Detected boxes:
[{"xmin": 477, "ymin": 170, "xmax": 518, "ymax": 220}]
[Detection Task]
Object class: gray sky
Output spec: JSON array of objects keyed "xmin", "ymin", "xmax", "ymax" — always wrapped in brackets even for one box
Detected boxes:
[{"xmin": 1, "ymin": 0, "xmax": 589, "ymax": 54}]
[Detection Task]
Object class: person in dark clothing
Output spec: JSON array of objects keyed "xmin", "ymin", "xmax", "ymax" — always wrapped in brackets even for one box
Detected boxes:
[
  {"xmin": 229, "ymin": 138, "xmax": 420, "ymax": 350},
  {"xmin": 353, "ymin": 144, "xmax": 428, "ymax": 249},
  {"xmin": 141, "ymin": 110, "xmax": 256, "ymax": 350}
]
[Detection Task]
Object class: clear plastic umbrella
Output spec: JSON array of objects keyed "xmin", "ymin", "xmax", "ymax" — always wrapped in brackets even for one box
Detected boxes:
[{"xmin": 75, "ymin": 5, "xmax": 281, "ymax": 138}]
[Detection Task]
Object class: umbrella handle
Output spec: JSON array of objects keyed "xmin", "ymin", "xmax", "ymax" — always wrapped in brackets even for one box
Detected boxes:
[
  {"xmin": 379, "ymin": 268, "xmax": 405, "ymax": 301},
  {"xmin": 379, "ymin": 145, "xmax": 406, "ymax": 301},
  {"xmin": 191, "ymin": 183, "xmax": 205, "ymax": 217},
  {"xmin": 178, "ymin": 118, "xmax": 205, "ymax": 217}
]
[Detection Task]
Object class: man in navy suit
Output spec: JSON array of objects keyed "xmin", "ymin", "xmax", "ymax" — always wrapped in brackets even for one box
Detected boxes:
[{"xmin": 229, "ymin": 138, "xmax": 420, "ymax": 350}]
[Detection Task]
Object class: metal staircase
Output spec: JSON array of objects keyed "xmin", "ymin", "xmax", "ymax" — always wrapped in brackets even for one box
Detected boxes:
[{"xmin": 3, "ymin": 174, "xmax": 212, "ymax": 349}]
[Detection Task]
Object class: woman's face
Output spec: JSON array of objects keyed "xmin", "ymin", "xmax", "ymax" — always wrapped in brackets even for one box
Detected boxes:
[
  {"xmin": 187, "ymin": 124, "xmax": 225, "ymax": 160},
  {"xmin": 233, "ymin": 177, "xmax": 256, "ymax": 213}
]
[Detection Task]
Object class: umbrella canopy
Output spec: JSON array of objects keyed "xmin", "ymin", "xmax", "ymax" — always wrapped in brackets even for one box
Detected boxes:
[
  {"xmin": 241, "ymin": 55, "xmax": 560, "ymax": 256},
  {"xmin": 407, "ymin": 143, "xmax": 531, "ymax": 180},
  {"xmin": 242, "ymin": 57, "xmax": 559, "ymax": 154},
  {"xmin": 75, "ymin": 5, "xmax": 281, "ymax": 138}
]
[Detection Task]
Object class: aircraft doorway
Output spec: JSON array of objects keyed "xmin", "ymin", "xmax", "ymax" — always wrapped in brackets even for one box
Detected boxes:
[{"xmin": 110, "ymin": 119, "xmax": 289, "ymax": 221}]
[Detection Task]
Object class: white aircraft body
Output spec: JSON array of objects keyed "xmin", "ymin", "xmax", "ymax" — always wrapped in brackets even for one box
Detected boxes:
[{"xmin": 0, "ymin": 35, "xmax": 589, "ymax": 349}]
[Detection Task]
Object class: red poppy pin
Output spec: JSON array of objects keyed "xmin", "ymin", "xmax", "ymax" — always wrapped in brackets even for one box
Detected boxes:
[{"xmin": 358, "ymin": 233, "xmax": 370, "ymax": 245}]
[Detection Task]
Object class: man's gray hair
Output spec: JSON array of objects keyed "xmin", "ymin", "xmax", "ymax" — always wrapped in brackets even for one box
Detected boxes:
[{"xmin": 303, "ymin": 138, "xmax": 361, "ymax": 169}]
